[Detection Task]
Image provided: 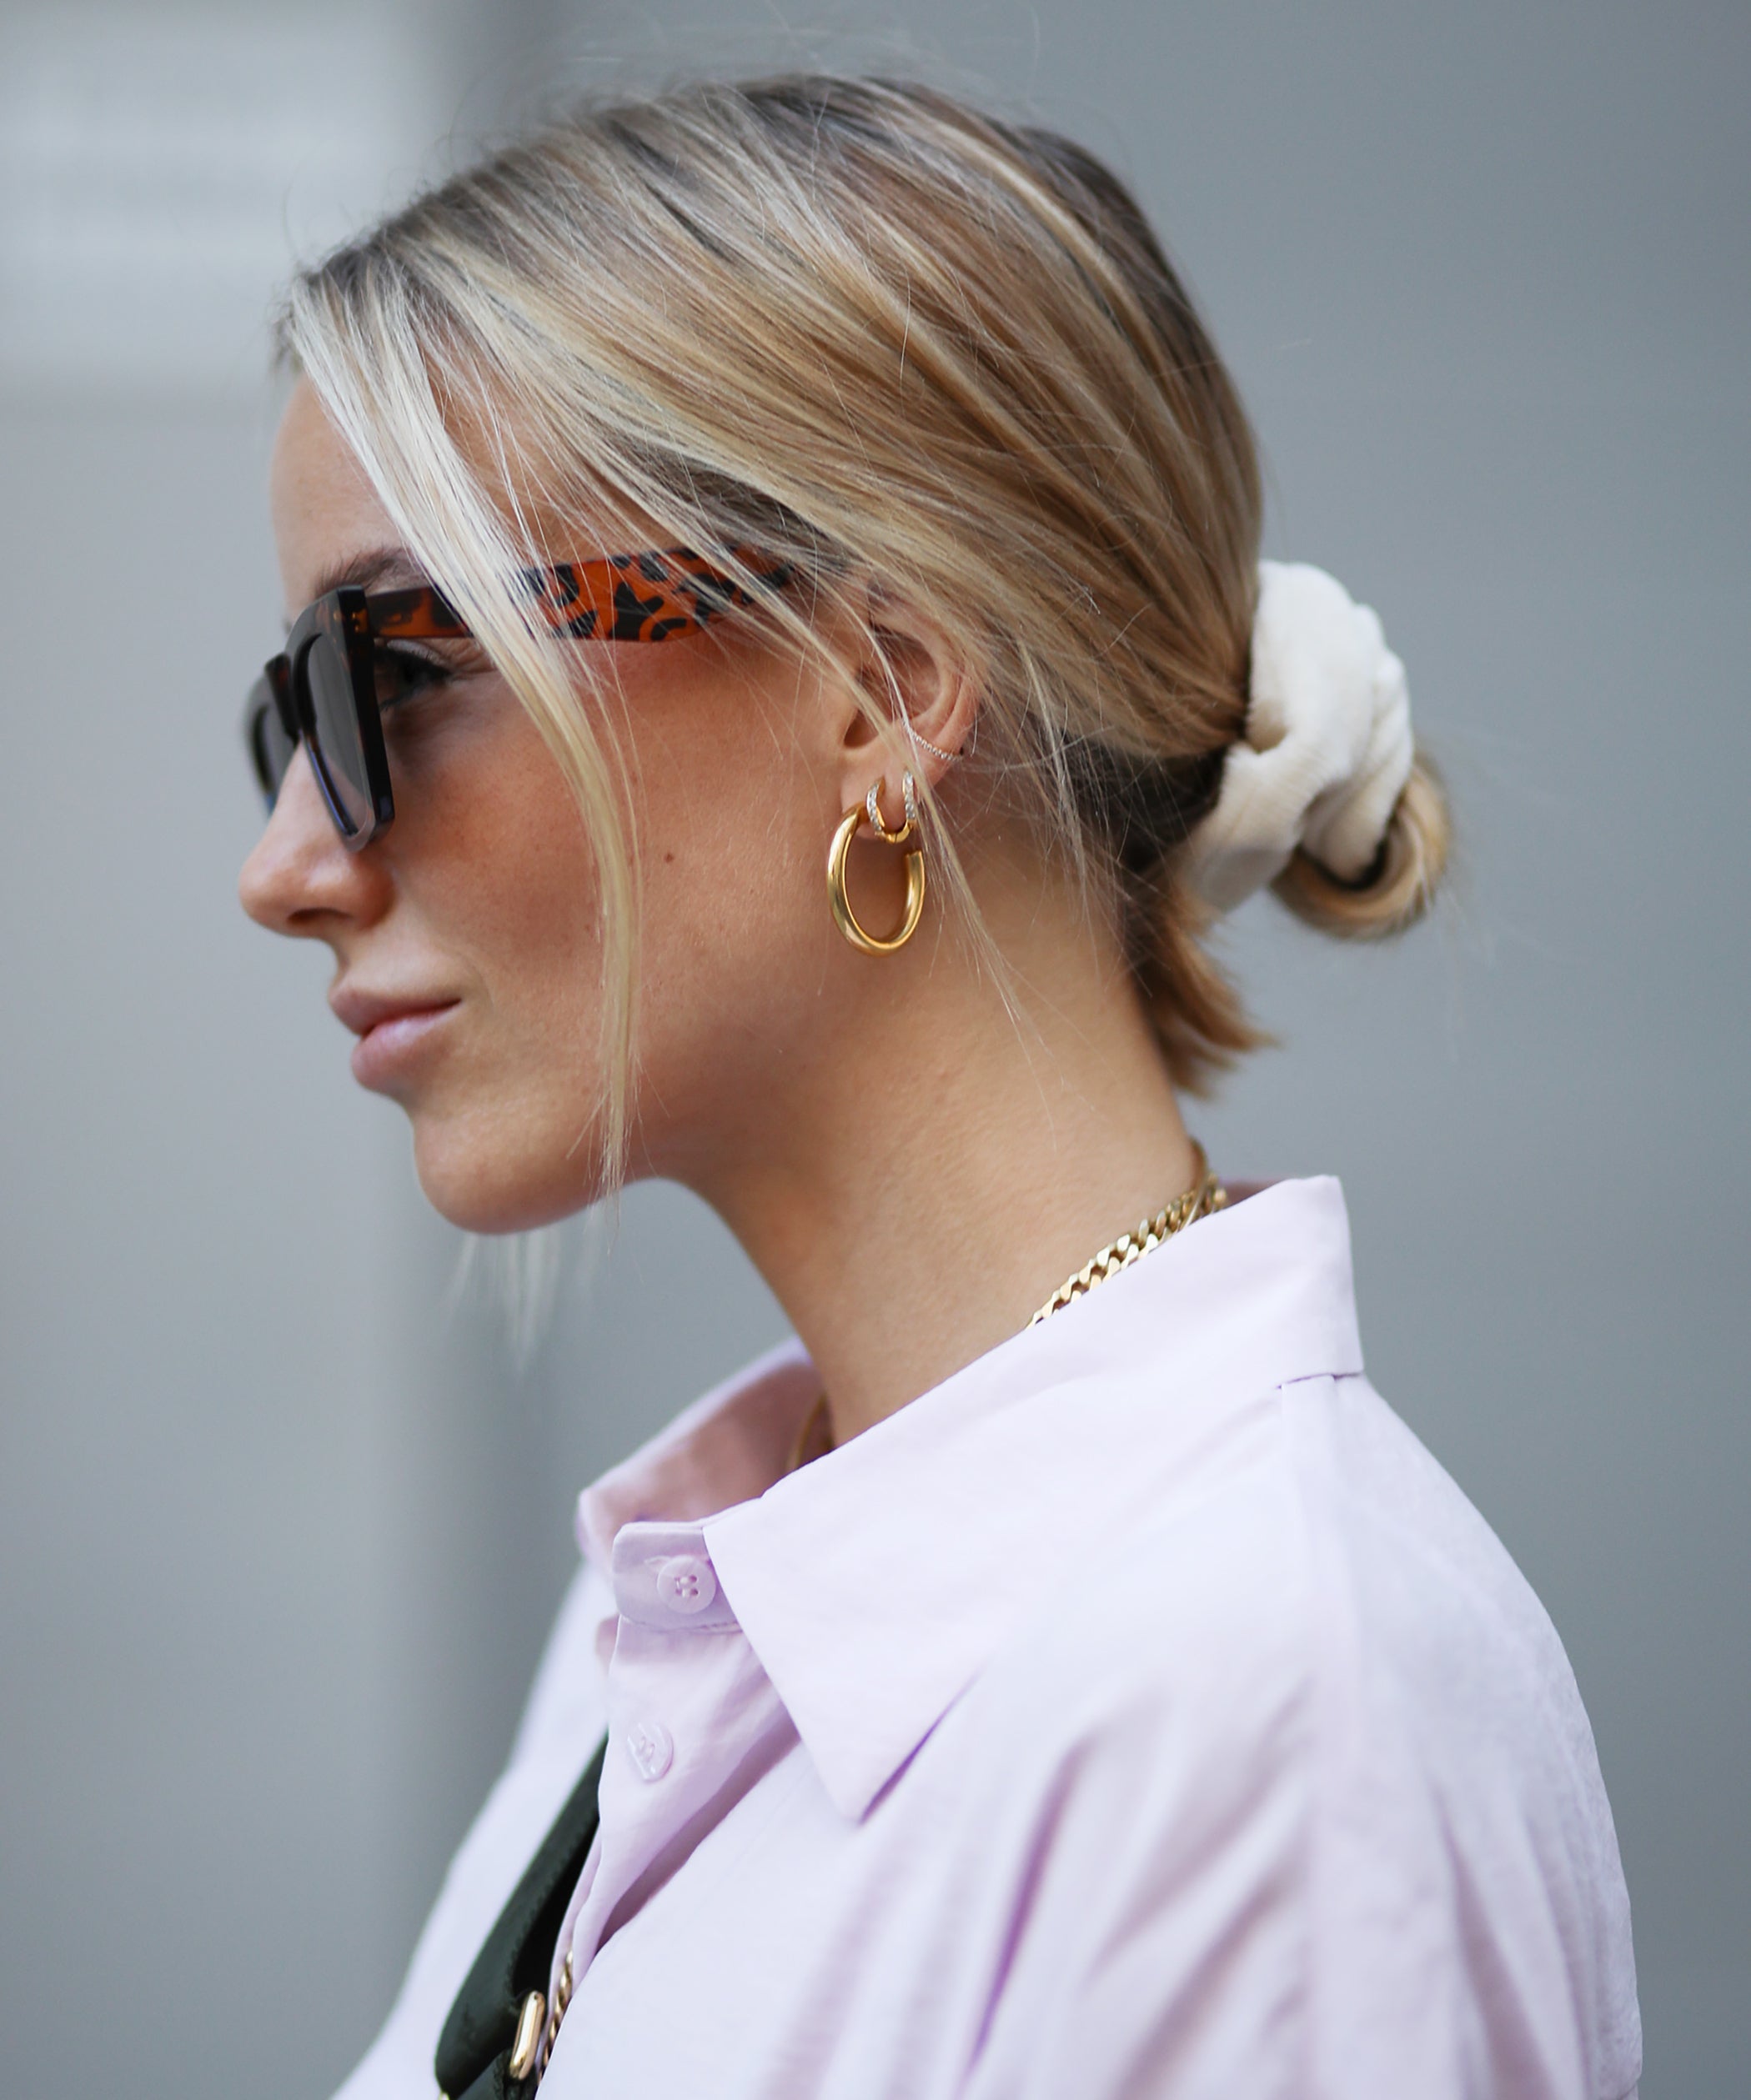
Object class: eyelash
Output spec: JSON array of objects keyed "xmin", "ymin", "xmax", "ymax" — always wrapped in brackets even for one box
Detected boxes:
[{"xmin": 375, "ymin": 644, "xmax": 454, "ymax": 710}]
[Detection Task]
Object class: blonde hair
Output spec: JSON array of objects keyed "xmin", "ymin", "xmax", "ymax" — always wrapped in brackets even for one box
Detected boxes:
[{"xmin": 280, "ymin": 74, "xmax": 1447, "ymax": 1170}]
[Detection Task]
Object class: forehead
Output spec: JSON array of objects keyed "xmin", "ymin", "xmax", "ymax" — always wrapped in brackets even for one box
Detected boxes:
[{"xmin": 268, "ymin": 379, "xmax": 404, "ymax": 613}]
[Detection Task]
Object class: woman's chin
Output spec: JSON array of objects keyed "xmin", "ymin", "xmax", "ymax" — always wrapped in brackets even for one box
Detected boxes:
[{"xmin": 409, "ymin": 1125, "xmax": 606, "ymax": 1235}]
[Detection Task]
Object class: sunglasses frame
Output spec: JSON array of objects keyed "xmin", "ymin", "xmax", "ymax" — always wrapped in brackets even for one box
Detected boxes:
[{"xmin": 244, "ymin": 549, "xmax": 791, "ymax": 850}]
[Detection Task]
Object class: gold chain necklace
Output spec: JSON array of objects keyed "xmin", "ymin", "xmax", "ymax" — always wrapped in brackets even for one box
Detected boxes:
[
  {"xmin": 1026, "ymin": 1142, "xmax": 1226, "ymax": 1326},
  {"xmin": 519, "ymin": 1150, "xmax": 1228, "ymax": 2087},
  {"xmin": 787, "ymin": 1145, "xmax": 1227, "ymax": 1471}
]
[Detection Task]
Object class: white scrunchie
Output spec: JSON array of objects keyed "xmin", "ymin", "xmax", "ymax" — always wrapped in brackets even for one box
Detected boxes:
[{"xmin": 1185, "ymin": 560, "xmax": 1414, "ymax": 911}]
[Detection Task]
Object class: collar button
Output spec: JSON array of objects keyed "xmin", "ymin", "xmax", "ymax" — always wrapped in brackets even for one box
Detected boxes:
[{"xmin": 653, "ymin": 1552, "xmax": 717, "ymax": 1616}]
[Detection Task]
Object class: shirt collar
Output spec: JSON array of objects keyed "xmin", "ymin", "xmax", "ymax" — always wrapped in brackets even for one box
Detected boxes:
[{"xmin": 577, "ymin": 1175, "xmax": 1363, "ymax": 1819}]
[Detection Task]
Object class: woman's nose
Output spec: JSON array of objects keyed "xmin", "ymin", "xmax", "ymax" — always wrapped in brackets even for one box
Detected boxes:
[{"xmin": 238, "ymin": 746, "xmax": 389, "ymax": 938}]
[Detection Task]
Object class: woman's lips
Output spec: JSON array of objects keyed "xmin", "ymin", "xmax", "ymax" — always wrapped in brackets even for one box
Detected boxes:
[{"xmin": 345, "ymin": 1001, "xmax": 461, "ymax": 1090}]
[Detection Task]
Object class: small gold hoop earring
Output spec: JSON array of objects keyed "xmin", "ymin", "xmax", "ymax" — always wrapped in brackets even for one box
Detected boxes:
[
  {"xmin": 864, "ymin": 770, "xmax": 920, "ymax": 845},
  {"xmin": 827, "ymin": 775, "xmax": 926, "ymax": 955}
]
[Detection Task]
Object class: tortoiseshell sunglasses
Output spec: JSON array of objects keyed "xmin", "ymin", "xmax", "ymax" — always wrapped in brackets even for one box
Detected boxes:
[{"xmin": 244, "ymin": 547, "xmax": 791, "ymax": 848}]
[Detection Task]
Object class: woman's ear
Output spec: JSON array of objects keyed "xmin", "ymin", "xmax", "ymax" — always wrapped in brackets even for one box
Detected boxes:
[{"xmin": 834, "ymin": 587, "xmax": 981, "ymax": 822}]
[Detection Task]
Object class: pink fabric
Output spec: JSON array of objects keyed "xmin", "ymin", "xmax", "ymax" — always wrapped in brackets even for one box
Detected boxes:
[{"xmin": 337, "ymin": 1177, "xmax": 1640, "ymax": 2100}]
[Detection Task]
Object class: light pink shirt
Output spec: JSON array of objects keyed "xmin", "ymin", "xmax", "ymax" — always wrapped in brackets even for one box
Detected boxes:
[{"xmin": 338, "ymin": 1178, "xmax": 1640, "ymax": 2099}]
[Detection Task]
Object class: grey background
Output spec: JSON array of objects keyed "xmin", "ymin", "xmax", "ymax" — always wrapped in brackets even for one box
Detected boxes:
[{"xmin": 1, "ymin": 3, "xmax": 1744, "ymax": 2094}]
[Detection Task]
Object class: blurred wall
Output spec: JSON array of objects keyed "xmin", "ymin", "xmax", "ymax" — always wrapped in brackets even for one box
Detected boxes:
[{"xmin": 0, "ymin": 5, "xmax": 1744, "ymax": 2097}]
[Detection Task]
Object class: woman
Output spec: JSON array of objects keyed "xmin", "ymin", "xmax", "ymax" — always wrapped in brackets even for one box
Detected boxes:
[{"xmin": 240, "ymin": 76, "xmax": 1638, "ymax": 2100}]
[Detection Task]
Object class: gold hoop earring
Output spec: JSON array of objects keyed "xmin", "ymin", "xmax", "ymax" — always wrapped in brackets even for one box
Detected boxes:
[{"xmin": 827, "ymin": 774, "xmax": 926, "ymax": 955}]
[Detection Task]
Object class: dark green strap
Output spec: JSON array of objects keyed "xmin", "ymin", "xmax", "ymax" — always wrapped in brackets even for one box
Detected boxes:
[{"xmin": 435, "ymin": 1736, "xmax": 608, "ymax": 2099}]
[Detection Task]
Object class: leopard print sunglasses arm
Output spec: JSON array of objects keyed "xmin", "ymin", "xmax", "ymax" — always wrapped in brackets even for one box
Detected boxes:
[{"xmin": 367, "ymin": 547, "xmax": 796, "ymax": 646}]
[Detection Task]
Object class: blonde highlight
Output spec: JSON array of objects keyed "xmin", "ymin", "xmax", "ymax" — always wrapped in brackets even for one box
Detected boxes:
[{"xmin": 278, "ymin": 73, "xmax": 1445, "ymax": 1175}]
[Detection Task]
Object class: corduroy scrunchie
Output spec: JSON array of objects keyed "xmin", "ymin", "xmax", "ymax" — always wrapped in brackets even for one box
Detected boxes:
[{"xmin": 1186, "ymin": 560, "xmax": 1415, "ymax": 911}]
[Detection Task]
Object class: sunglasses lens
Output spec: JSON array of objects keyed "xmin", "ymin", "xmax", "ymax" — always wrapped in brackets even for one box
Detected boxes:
[
  {"xmin": 303, "ymin": 634, "xmax": 373, "ymax": 835},
  {"xmin": 247, "ymin": 675, "xmax": 297, "ymax": 808}
]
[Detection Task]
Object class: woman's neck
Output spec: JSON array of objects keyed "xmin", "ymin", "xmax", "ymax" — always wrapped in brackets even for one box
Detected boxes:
[{"xmin": 684, "ymin": 857, "xmax": 1200, "ymax": 1446}]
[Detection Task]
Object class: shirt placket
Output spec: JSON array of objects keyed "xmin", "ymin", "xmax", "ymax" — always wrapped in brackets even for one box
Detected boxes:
[{"xmin": 542, "ymin": 1521, "xmax": 788, "ymax": 2075}]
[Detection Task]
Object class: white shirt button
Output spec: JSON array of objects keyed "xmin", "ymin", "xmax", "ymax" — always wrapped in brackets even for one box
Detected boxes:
[
  {"xmin": 625, "ymin": 1719, "xmax": 674, "ymax": 1782},
  {"xmin": 654, "ymin": 1553, "xmax": 717, "ymax": 1616}
]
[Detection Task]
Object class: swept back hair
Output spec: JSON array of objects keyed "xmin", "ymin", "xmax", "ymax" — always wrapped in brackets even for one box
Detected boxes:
[{"xmin": 280, "ymin": 74, "xmax": 1446, "ymax": 1179}]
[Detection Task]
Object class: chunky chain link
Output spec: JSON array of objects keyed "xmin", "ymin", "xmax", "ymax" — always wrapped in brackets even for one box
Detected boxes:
[
  {"xmin": 788, "ymin": 1145, "xmax": 1227, "ymax": 1476},
  {"xmin": 522, "ymin": 1148, "xmax": 1223, "ymax": 2087},
  {"xmin": 1026, "ymin": 1145, "xmax": 1226, "ymax": 1327},
  {"xmin": 533, "ymin": 1951, "xmax": 574, "ymax": 2081},
  {"xmin": 523, "ymin": 1148, "xmax": 1230, "ymax": 2085}
]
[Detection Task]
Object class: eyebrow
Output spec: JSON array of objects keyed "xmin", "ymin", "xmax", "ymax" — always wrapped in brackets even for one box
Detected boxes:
[{"xmin": 283, "ymin": 545, "xmax": 426, "ymax": 631}]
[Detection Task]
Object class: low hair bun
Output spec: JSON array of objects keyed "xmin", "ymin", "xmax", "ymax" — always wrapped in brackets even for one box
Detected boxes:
[
  {"xmin": 284, "ymin": 75, "xmax": 1445, "ymax": 1109},
  {"xmin": 1272, "ymin": 753, "xmax": 1450, "ymax": 938},
  {"xmin": 1183, "ymin": 561, "xmax": 1448, "ymax": 934}
]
